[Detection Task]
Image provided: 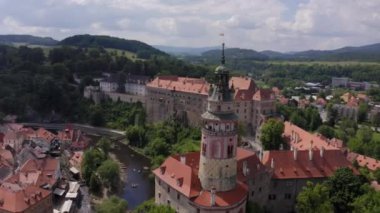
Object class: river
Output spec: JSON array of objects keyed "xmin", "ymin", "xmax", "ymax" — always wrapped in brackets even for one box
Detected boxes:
[{"xmin": 111, "ymin": 141, "xmax": 154, "ymax": 209}]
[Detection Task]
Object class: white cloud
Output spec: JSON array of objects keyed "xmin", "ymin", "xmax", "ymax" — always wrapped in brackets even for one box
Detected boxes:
[{"xmin": 0, "ymin": 0, "xmax": 379, "ymax": 51}]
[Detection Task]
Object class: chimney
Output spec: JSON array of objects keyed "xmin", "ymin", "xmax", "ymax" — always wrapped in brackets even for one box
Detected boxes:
[
  {"xmin": 160, "ymin": 166, "xmax": 166, "ymax": 175},
  {"xmin": 210, "ymin": 187, "xmax": 216, "ymax": 206},
  {"xmin": 309, "ymin": 147, "xmax": 313, "ymax": 161},
  {"xmin": 180, "ymin": 155, "xmax": 186, "ymax": 164},
  {"xmin": 293, "ymin": 148, "xmax": 298, "ymax": 160},
  {"xmin": 271, "ymin": 158, "xmax": 275, "ymax": 169},
  {"xmin": 320, "ymin": 146, "xmax": 325, "ymax": 158}
]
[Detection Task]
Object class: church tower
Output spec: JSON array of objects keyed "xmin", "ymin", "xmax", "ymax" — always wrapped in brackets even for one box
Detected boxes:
[{"xmin": 198, "ymin": 43, "xmax": 238, "ymax": 191}]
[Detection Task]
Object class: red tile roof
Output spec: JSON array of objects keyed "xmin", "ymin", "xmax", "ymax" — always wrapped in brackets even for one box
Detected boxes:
[
  {"xmin": 283, "ymin": 122, "xmax": 343, "ymax": 151},
  {"xmin": 230, "ymin": 76, "xmax": 255, "ymax": 91},
  {"xmin": 262, "ymin": 149, "xmax": 357, "ymax": 179},
  {"xmin": 153, "ymin": 148, "xmax": 262, "ymax": 207},
  {"xmin": 16, "ymin": 158, "xmax": 60, "ymax": 187},
  {"xmin": 193, "ymin": 181, "xmax": 247, "ymax": 207},
  {"xmin": 0, "ymin": 184, "xmax": 51, "ymax": 212},
  {"xmin": 252, "ymin": 89, "xmax": 275, "ymax": 101},
  {"xmin": 347, "ymin": 152, "xmax": 380, "ymax": 171},
  {"xmin": 34, "ymin": 128, "xmax": 56, "ymax": 143},
  {"xmin": 147, "ymin": 76, "xmax": 258, "ymax": 101},
  {"xmin": 147, "ymin": 76, "xmax": 209, "ymax": 95}
]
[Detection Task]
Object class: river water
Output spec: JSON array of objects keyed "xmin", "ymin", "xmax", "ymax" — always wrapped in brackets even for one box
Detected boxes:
[{"xmin": 111, "ymin": 141, "xmax": 154, "ymax": 209}]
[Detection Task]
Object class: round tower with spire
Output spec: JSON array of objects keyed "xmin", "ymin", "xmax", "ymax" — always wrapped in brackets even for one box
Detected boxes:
[{"xmin": 198, "ymin": 43, "xmax": 238, "ymax": 191}]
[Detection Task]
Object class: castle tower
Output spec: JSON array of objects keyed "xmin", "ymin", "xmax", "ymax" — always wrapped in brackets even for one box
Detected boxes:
[{"xmin": 198, "ymin": 43, "xmax": 238, "ymax": 191}]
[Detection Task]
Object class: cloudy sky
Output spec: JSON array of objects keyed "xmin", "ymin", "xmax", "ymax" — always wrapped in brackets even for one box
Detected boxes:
[{"xmin": 0, "ymin": 0, "xmax": 379, "ymax": 51}]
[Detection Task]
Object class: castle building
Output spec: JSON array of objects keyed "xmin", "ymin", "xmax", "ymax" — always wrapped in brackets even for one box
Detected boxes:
[
  {"xmin": 145, "ymin": 71, "xmax": 275, "ymax": 135},
  {"xmin": 153, "ymin": 44, "xmax": 255, "ymax": 212},
  {"xmin": 153, "ymin": 45, "xmax": 359, "ymax": 213}
]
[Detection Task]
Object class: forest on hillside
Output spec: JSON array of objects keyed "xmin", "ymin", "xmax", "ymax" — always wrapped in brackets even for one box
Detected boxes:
[{"xmin": 0, "ymin": 44, "xmax": 211, "ymax": 122}]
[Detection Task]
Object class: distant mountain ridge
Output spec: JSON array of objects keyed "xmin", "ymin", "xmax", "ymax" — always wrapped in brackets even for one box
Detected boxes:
[
  {"xmin": 154, "ymin": 45, "xmax": 218, "ymax": 56},
  {"xmin": 203, "ymin": 48, "xmax": 268, "ymax": 61},
  {"xmin": 0, "ymin": 34, "xmax": 58, "ymax": 46},
  {"xmin": 60, "ymin": 34, "xmax": 167, "ymax": 58},
  {"xmin": 182, "ymin": 42, "xmax": 380, "ymax": 62}
]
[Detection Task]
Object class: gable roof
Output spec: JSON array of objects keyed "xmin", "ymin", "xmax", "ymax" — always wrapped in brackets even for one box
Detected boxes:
[
  {"xmin": 252, "ymin": 89, "xmax": 275, "ymax": 101},
  {"xmin": 0, "ymin": 184, "xmax": 51, "ymax": 212},
  {"xmin": 154, "ymin": 148, "xmax": 262, "ymax": 207},
  {"xmin": 283, "ymin": 121, "xmax": 343, "ymax": 151},
  {"xmin": 147, "ymin": 76, "xmax": 209, "ymax": 95},
  {"xmin": 262, "ymin": 149, "xmax": 356, "ymax": 179}
]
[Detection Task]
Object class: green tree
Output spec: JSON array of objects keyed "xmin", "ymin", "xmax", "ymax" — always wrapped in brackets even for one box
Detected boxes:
[
  {"xmin": 260, "ymin": 118, "xmax": 285, "ymax": 150},
  {"xmin": 96, "ymin": 196, "xmax": 128, "ymax": 213},
  {"xmin": 97, "ymin": 159, "xmax": 120, "ymax": 190},
  {"xmin": 326, "ymin": 168, "xmax": 364, "ymax": 213},
  {"xmin": 358, "ymin": 103, "xmax": 369, "ymax": 123},
  {"xmin": 97, "ymin": 137, "xmax": 111, "ymax": 155},
  {"xmin": 90, "ymin": 106, "xmax": 105, "ymax": 126},
  {"xmin": 357, "ymin": 127, "xmax": 373, "ymax": 144},
  {"xmin": 144, "ymin": 137, "xmax": 170, "ymax": 157},
  {"xmin": 352, "ymin": 186, "xmax": 380, "ymax": 213},
  {"xmin": 372, "ymin": 113, "xmax": 380, "ymax": 128},
  {"xmin": 82, "ymin": 148, "xmax": 106, "ymax": 184},
  {"xmin": 317, "ymin": 125, "xmax": 335, "ymax": 139},
  {"xmin": 305, "ymin": 107, "xmax": 322, "ymax": 131},
  {"xmin": 126, "ymin": 125, "xmax": 146, "ymax": 147},
  {"xmin": 296, "ymin": 182, "xmax": 333, "ymax": 213},
  {"xmin": 89, "ymin": 173, "xmax": 102, "ymax": 193},
  {"xmin": 290, "ymin": 111, "xmax": 307, "ymax": 129},
  {"xmin": 134, "ymin": 199, "xmax": 175, "ymax": 213}
]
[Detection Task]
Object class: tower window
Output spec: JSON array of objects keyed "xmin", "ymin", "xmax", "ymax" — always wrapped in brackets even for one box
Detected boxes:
[
  {"xmin": 227, "ymin": 145, "xmax": 233, "ymax": 158},
  {"xmin": 202, "ymin": 143, "xmax": 207, "ymax": 156}
]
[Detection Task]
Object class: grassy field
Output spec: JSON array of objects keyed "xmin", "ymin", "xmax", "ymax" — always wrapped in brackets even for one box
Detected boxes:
[{"xmin": 104, "ymin": 48, "xmax": 139, "ymax": 61}]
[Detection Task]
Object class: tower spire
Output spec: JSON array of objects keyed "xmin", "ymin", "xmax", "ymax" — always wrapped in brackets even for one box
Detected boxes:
[{"xmin": 221, "ymin": 42, "xmax": 225, "ymax": 65}]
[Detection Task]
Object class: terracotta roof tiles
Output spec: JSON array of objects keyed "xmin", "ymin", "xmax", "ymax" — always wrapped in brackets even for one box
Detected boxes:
[
  {"xmin": 283, "ymin": 121, "xmax": 343, "ymax": 151},
  {"xmin": 262, "ymin": 149, "xmax": 357, "ymax": 179},
  {"xmin": 347, "ymin": 152, "xmax": 380, "ymax": 171}
]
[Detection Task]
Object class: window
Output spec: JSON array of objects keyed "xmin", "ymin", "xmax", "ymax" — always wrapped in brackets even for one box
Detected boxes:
[
  {"xmin": 227, "ymin": 145, "xmax": 233, "ymax": 158},
  {"xmin": 284, "ymin": 193, "xmax": 292, "ymax": 199},
  {"xmin": 258, "ymin": 187, "xmax": 262, "ymax": 192},
  {"xmin": 202, "ymin": 143, "xmax": 207, "ymax": 156},
  {"xmin": 158, "ymin": 193, "xmax": 161, "ymax": 198},
  {"xmin": 167, "ymin": 186, "xmax": 170, "ymax": 193},
  {"xmin": 177, "ymin": 193, "xmax": 180, "ymax": 200},
  {"xmin": 167, "ymin": 200, "xmax": 171, "ymax": 205},
  {"xmin": 217, "ymin": 105, "xmax": 221, "ymax": 111},
  {"xmin": 158, "ymin": 180, "xmax": 161, "ymax": 185},
  {"xmin": 268, "ymin": 194, "xmax": 276, "ymax": 200},
  {"xmin": 251, "ymin": 191, "xmax": 255, "ymax": 197}
]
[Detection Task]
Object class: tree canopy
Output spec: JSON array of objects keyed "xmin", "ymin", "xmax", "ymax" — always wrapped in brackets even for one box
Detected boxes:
[
  {"xmin": 260, "ymin": 118, "xmax": 285, "ymax": 150},
  {"xmin": 296, "ymin": 182, "xmax": 333, "ymax": 213},
  {"xmin": 96, "ymin": 196, "xmax": 128, "ymax": 213}
]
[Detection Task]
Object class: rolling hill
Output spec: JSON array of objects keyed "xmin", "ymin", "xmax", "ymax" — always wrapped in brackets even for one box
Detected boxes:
[
  {"xmin": 60, "ymin": 34, "xmax": 167, "ymax": 59},
  {"xmin": 0, "ymin": 34, "xmax": 58, "ymax": 46}
]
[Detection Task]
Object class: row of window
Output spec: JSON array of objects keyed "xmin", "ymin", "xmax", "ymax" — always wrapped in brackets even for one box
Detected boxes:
[{"xmin": 267, "ymin": 193, "xmax": 292, "ymax": 200}]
